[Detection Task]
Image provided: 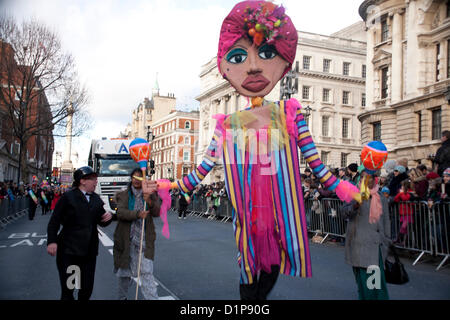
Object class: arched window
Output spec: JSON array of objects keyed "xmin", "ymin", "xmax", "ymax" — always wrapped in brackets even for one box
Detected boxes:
[
  {"xmin": 184, "ymin": 136, "xmax": 190, "ymax": 145},
  {"xmin": 185, "ymin": 121, "xmax": 191, "ymax": 129}
]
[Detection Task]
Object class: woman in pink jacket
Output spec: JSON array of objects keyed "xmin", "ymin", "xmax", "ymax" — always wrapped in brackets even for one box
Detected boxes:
[{"xmin": 394, "ymin": 180, "xmax": 415, "ymax": 245}]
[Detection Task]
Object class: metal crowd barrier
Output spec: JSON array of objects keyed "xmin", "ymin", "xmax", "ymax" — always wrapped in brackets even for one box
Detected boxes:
[
  {"xmin": 183, "ymin": 195, "xmax": 233, "ymax": 222},
  {"xmin": 389, "ymin": 201, "xmax": 434, "ymax": 266},
  {"xmin": 431, "ymin": 202, "xmax": 450, "ymax": 270},
  {"xmin": 0, "ymin": 196, "xmax": 29, "ymax": 228},
  {"xmin": 304, "ymin": 198, "xmax": 449, "ymax": 271}
]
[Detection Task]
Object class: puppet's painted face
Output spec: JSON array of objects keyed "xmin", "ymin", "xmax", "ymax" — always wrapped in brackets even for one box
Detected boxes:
[{"xmin": 219, "ymin": 37, "xmax": 288, "ymax": 98}]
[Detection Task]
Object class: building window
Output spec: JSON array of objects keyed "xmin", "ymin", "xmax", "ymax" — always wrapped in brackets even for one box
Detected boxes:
[
  {"xmin": 323, "ymin": 88, "xmax": 330, "ymax": 102},
  {"xmin": 185, "ymin": 121, "xmax": 191, "ymax": 129},
  {"xmin": 362, "ymin": 64, "xmax": 366, "ymax": 78},
  {"xmin": 341, "ymin": 153, "xmax": 349, "ymax": 168},
  {"xmin": 432, "ymin": 108, "xmax": 442, "ymax": 140},
  {"xmin": 416, "ymin": 111, "xmax": 422, "ymax": 142},
  {"xmin": 362, "ymin": 93, "xmax": 366, "ymax": 107},
  {"xmin": 343, "ymin": 62, "xmax": 351, "ymax": 76},
  {"xmin": 184, "ymin": 136, "xmax": 190, "ymax": 145},
  {"xmin": 448, "ymin": 39, "xmax": 450, "ymax": 78},
  {"xmin": 381, "ymin": 67, "xmax": 388, "ymax": 99},
  {"xmin": 321, "ymin": 151, "xmax": 329, "ymax": 166},
  {"xmin": 323, "ymin": 59, "xmax": 331, "ymax": 73},
  {"xmin": 302, "ymin": 86, "xmax": 310, "ymax": 100},
  {"xmin": 381, "ymin": 15, "xmax": 389, "ymax": 42},
  {"xmin": 342, "ymin": 118, "xmax": 350, "ymax": 138},
  {"xmin": 436, "ymin": 43, "xmax": 440, "ymax": 82},
  {"xmin": 183, "ymin": 150, "xmax": 190, "ymax": 162},
  {"xmin": 373, "ymin": 122, "xmax": 381, "ymax": 141},
  {"xmin": 300, "ymin": 153, "xmax": 306, "ymax": 165},
  {"xmin": 303, "ymin": 56, "xmax": 311, "ymax": 70},
  {"xmin": 342, "ymin": 91, "xmax": 350, "ymax": 105},
  {"xmin": 322, "ymin": 116, "xmax": 329, "ymax": 137}
]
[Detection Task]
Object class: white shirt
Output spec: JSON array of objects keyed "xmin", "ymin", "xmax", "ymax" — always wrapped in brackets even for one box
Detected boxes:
[{"xmin": 80, "ymin": 190, "xmax": 91, "ymax": 202}]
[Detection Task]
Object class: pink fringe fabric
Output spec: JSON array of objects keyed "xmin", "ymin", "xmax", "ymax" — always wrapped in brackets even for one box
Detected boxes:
[
  {"xmin": 284, "ymin": 98, "xmax": 299, "ymax": 138},
  {"xmin": 157, "ymin": 179, "xmax": 171, "ymax": 239},
  {"xmin": 369, "ymin": 184, "xmax": 382, "ymax": 224},
  {"xmin": 335, "ymin": 180, "xmax": 360, "ymax": 203},
  {"xmin": 251, "ymin": 161, "xmax": 280, "ymax": 274}
]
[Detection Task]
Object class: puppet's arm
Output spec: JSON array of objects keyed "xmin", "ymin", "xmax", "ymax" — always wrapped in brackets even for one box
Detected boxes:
[
  {"xmin": 289, "ymin": 98, "xmax": 359, "ymax": 203},
  {"xmin": 175, "ymin": 123, "xmax": 223, "ymax": 195}
]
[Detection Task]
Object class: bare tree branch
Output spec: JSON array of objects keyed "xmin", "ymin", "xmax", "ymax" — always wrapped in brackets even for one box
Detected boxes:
[{"xmin": 0, "ymin": 14, "xmax": 92, "ymax": 181}]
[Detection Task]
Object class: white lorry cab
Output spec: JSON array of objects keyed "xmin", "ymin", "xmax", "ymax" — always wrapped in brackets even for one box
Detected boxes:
[{"xmin": 88, "ymin": 138, "xmax": 139, "ymax": 212}]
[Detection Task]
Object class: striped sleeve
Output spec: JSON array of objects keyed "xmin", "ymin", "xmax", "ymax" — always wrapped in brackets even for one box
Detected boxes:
[
  {"xmin": 295, "ymin": 103, "xmax": 340, "ymax": 191},
  {"xmin": 176, "ymin": 122, "xmax": 223, "ymax": 194}
]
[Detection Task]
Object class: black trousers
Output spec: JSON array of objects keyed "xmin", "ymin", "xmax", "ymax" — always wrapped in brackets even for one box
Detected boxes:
[
  {"xmin": 56, "ymin": 252, "xmax": 97, "ymax": 300},
  {"xmin": 41, "ymin": 203, "xmax": 49, "ymax": 215},
  {"xmin": 178, "ymin": 206, "xmax": 187, "ymax": 218},
  {"xmin": 239, "ymin": 265, "xmax": 280, "ymax": 300},
  {"xmin": 28, "ymin": 203, "xmax": 37, "ymax": 220}
]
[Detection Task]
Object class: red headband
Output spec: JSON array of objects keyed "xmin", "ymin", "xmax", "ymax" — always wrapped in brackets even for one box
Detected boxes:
[{"xmin": 217, "ymin": 1, "xmax": 297, "ymax": 77}]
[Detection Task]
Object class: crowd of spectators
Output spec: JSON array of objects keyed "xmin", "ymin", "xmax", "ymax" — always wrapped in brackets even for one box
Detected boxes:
[
  {"xmin": 0, "ymin": 180, "xmax": 67, "ymax": 220},
  {"xmin": 170, "ymin": 181, "xmax": 229, "ymax": 218}
]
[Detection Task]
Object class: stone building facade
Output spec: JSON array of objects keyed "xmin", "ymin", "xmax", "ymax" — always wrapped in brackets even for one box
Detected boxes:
[
  {"xmin": 359, "ymin": 0, "xmax": 450, "ymax": 167},
  {"xmin": 127, "ymin": 91, "xmax": 177, "ymax": 140},
  {"xmin": 196, "ymin": 24, "xmax": 367, "ymax": 184}
]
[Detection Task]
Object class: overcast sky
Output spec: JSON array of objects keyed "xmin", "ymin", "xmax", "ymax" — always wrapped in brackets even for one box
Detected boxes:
[{"xmin": 1, "ymin": 0, "xmax": 364, "ymax": 166}]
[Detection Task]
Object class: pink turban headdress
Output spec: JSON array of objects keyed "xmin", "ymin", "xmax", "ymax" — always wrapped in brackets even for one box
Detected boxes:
[{"xmin": 217, "ymin": 1, "xmax": 298, "ymax": 78}]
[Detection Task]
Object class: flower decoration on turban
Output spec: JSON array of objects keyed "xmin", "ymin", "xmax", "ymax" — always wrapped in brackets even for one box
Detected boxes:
[
  {"xmin": 243, "ymin": 2, "xmax": 287, "ymax": 46},
  {"xmin": 217, "ymin": 1, "xmax": 298, "ymax": 77}
]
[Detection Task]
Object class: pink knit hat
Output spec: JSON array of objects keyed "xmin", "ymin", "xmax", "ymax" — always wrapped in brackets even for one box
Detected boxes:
[{"xmin": 217, "ymin": 1, "xmax": 298, "ymax": 77}]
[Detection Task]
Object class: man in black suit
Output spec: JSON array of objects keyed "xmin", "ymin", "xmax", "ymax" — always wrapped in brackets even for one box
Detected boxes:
[{"xmin": 47, "ymin": 166, "xmax": 113, "ymax": 300}]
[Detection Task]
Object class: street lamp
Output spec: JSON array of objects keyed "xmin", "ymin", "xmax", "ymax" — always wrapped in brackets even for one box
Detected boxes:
[
  {"xmin": 280, "ymin": 69, "xmax": 299, "ymax": 100},
  {"xmin": 146, "ymin": 125, "xmax": 154, "ymax": 142},
  {"xmin": 167, "ymin": 167, "xmax": 173, "ymax": 181},
  {"xmin": 304, "ymin": 105, "xmax": 312, "ymax": 119}
]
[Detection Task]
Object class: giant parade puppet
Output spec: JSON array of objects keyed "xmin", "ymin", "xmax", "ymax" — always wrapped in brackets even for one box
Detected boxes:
[{"xmin": 155, "ymin": 0, "xmax": 361, "ymax": 300}]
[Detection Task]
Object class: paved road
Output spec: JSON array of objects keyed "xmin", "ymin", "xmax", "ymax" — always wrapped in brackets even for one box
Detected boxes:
[{"xmin": 0, "ymin": 206, "xmax": 449, "ymax": 300}]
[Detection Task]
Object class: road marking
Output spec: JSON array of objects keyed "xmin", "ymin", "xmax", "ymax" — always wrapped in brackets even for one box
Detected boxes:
[
  {"xmin": 97, "ymin": 229, "xmax": 114, "ymax": 247},
  {"xmin": 99, "ymin": 228, "xmax": 177, "ymax": 300}
]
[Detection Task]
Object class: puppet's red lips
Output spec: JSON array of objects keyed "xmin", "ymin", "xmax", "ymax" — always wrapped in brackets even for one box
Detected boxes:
[{"xmin": 242, "ymin": 75, "xmax": 270, "ymax": 92}]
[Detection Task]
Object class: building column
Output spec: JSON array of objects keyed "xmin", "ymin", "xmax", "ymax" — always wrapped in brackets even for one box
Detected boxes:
[
  {"xmin": 366, "ymin": 27, "xmax": 375, "ymax": 109},
  {"xmin": 391, "ymin": 11, "xmax": 403, "ymax": 103}
]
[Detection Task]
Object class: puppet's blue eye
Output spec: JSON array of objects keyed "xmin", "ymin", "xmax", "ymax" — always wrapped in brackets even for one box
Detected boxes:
[
  {"xmin": 258, "ymin": 44, "xmax": 277, "ymax": 59},
  {"xmin": 226, "ymin": 48, "xmax": 248, "ymax": 64}
]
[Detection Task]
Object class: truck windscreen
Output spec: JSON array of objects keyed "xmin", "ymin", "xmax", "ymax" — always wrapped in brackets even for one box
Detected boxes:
[{"xmin": 98, "ymin": 158, "xmax": 140, "ymax": 176}]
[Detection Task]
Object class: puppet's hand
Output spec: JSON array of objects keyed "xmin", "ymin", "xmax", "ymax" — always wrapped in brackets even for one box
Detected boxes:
[
  {"xmin": 335, "ymin": 180, "xmax": 361, "ymax": 204},
  {"xmin": 157, "ymin": 179, "xmax": 178, "ymax": 190}
]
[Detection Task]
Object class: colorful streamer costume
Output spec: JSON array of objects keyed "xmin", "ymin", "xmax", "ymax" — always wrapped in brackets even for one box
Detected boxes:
[{"xmin": 169, "ymin": 1, "xmax": 357, "ymax": 286}]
